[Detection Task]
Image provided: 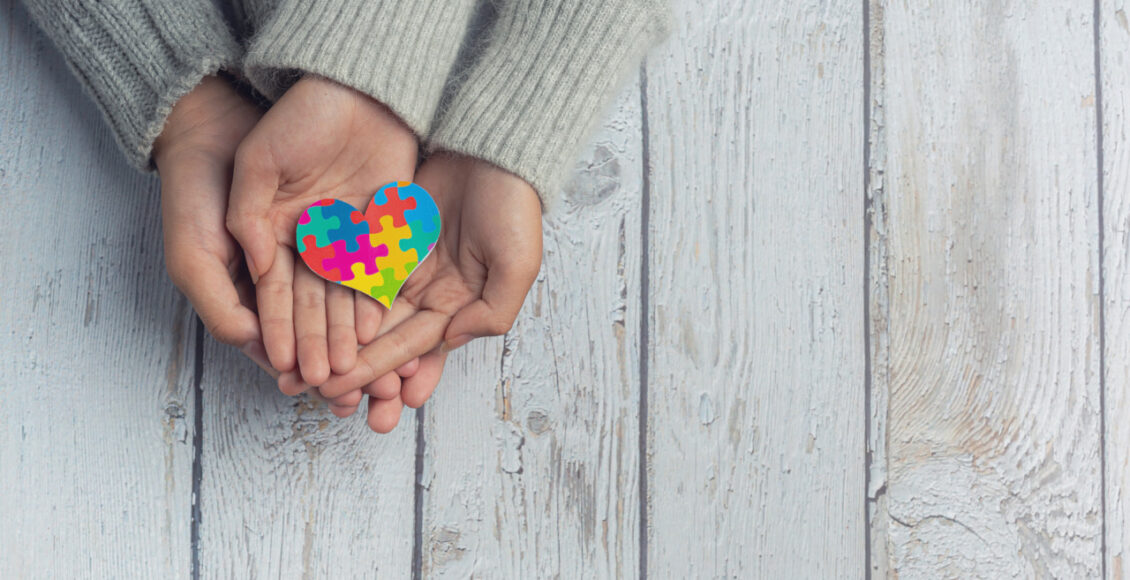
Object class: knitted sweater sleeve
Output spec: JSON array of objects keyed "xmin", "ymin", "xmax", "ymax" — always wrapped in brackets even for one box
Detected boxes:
[
  {"xmin": 428, "ymin": 0, "xmax": 672, "ymax": 212},
  {"xmin": 241, "ymin": 0, "xmax": 479, "ymax": 138},
  {"xmin": 19, "ymin": 0, "xmax": 244, "ymax": 170}
]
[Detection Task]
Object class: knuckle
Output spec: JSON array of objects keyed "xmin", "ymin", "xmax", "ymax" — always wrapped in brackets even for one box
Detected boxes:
[
  {"xmin": 297, "ymin": 290, "xmax": 324, "ymax": 311},
  {"xmin": 205, "ymin": 317, "xmax": 247, "ymax": 346},
  {"xmin": 327, "ymin": 321, "xmax": 355, "ymax": 336},
  {"xmin": 260, "ymin": 278, "xmax": 291, "ymax": 302}
]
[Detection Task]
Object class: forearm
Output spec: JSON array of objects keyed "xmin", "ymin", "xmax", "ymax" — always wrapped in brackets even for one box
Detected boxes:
[
  {"xmin": 21, "ymin": 0, "xmax": 243, "ymax": 170},
  {"xmin": 242, "ymin": 0, "xmax": 479, "ymax": 137},
  {"xmin": 427, "ymin": 0, "xmax": 672, "ymax": 212}
]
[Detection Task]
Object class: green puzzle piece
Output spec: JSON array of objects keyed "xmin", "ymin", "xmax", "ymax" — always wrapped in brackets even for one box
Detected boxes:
[{"xmin": 297, "ymin": 205, "xmax": 341, "ymax": 253}]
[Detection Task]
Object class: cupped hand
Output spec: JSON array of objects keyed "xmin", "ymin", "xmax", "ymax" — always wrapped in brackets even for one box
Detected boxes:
[
  {"xmin": 154, "ymin": 75, "xmax": 274, "ymax": 374},
  {"xmin": 317, "ymin": 152, "xmax": 544, "ymax": 433},
  {"xmin": 225, "ymin": 75, "xmax": 420, "ymax": 394}
]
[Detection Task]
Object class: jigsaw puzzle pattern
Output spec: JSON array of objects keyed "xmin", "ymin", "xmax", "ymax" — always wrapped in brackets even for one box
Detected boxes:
[{"xmin": 296, "ymin": 181, "xmax": 441, "ymax": 308}]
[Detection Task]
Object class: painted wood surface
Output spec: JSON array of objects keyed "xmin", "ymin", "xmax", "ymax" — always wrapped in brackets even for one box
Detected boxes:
[
  {"xmin": 1103, "ymin": 0, "xmax": 1130, "ymax": 577},
  {"xmin": 7, "ymin": 0, "xmax": 1129, "ymax": 577},
  {"xmin": 870, "ymin": 1, "xmax": 1103, "ymax": 577},
  {"xmin": 0, "ymin": 3, "xmax": 196, "ymax": 577},
  {"xmin": 195, "ymin": 338, "xmax": 418, "ymax": 578},
  {"xmin": 644, "ymin": 0, "xmax": 867, "ymax": 576},
  {"xmin": 420, "ymin": 84, "xmax": 644, "ymax": 577}
]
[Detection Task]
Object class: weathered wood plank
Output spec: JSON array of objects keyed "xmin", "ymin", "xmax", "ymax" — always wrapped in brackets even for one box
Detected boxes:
[
  {"xmin": 0, "ymin": 3, "xmax": 196, "ymax": 577},
  {"xmin": 420, "ymin": 85, "xmax": 644, "ymax": 577},
  {"xmin": 195, "ymin": 338, "xmax": 418, "ymax": 577},
  {"xmin": 645, "ymin": 0, "xmax": 867, "ymax": 576},
  {"xmin": 1103, "ymin": 0, "xmax": 1130, "ymax": 577},
  {"xmin": 865, "ymin": 2, "xmax": 893, "ymax": 577},
  {"xmin": 871, "ymin": 1, "xmax": 1103, "ymax": 576}
]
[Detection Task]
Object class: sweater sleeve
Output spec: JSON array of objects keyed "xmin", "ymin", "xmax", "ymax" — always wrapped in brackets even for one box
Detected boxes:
[
  {"xmin": 20, "ymin": 0, "xmax": 244, "ymax": 171},
  {"xmin": 427, "ymin": 0, "xmax": 671, "ymax": 212},
  {"xmin": 242, "ymin": 0, "xmax": 478, "ymax": 137}
]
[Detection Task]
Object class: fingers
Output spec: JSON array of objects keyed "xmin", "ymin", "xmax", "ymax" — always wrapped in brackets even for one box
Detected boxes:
[
  {"xmin": 442, "ymin": 261, "xmax": 538, "ymax": 350},
  {"xmin": 326, "ymin": 285, "xmax": 358, "ymax": 374},
  {"xmin": 227, "ymin": 140, "xmax": 279, "ymax": 281},
  {"xmin": 279, "ymin": 373, "xmax": 361, "ymax": 418},
  {"xmin": 300, "ymin": 386, "xmax": 359, "ymax": 418},
  {"xmin": 258, "ymin": 245, "xmax": 297, "ymax": 373},
  {"xmin": 293, "ymin": 266, "xmax": 330, "ymax": 385},
  {"xmin": 240, "ymin": 340, "xmax": 279, "ymax": 380},
  {"xmin": 354, "ymin": 294, "xmax": 384, "ymax": 345},
  {"xmin": 320, "ymin": 310, "xmax": 449, "ymax": 398},
  {"xmin": 278, "ymin": 371, "xmax": 308, "ymax": 396},
  {"xmin": 367, "ymin": 392, "xmax": 406, "ymax": 434},
  {"xmin": 363, "ymin": 371, "xmax": 402, "ymax": 400},
  {"xmin": 401, "ymin": 350, "xmax": 447, "ymax": 408},
  {"xmin": 327, "ymin": 389, "xmax": 363, "ymax": 418},
  {"xmin": 396, "ymin": 358, "xmax": 420, "ymax": 378},
  {"xmin": 166, "ymin": 253, "xmax": 260, "ymax": 349}
]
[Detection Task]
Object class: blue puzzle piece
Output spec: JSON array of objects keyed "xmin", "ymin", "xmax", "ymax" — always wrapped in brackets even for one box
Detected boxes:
[
  {"xmin": 401, "ymin": 186, "xmax": 440, "ymax": 235},
  {"xmin": 316, "ymin": 200, "xmax": 368, "ymax": 252}
]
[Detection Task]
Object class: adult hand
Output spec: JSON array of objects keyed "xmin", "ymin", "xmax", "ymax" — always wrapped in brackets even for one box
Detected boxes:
[
  {"xmin": 225, "ymin": 75, "xmax": 419, "ymax": 394},
  {"xmin": 154, "ymin": 75, "xmax": 273, "ymax": 374},
  {"xmin": 318, "ymin": 153, "xmax": 544, "ymax": 433}
]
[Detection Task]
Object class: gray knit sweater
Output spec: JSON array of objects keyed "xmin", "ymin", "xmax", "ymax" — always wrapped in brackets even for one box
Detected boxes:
[{"xmin": 20, "ymin": 0, "xmax": 670, "ymax": 210}]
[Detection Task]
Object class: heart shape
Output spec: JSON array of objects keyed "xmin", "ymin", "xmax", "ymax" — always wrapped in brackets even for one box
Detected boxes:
[{"xmin": 296, "ymin": 181, "xmax": 441, "ymax": 308}]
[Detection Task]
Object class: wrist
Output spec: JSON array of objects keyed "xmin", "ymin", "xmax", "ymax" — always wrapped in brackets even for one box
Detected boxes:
[
  {"xmin": 153, "ymin": 76, "xmax": 260, "ymax": 169},
  {"xmin": 434, "ymin": 151, "xmax": 539, "ymax": 197},
  {"xmin": 296, "ymin": 75, "xmax": 418, "ymax": 143}
]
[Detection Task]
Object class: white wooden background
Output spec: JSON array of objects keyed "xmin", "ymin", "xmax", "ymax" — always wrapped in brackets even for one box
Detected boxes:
[{"xmin": 1, "ymin": 0, "xmax": 1126, "ymax": 577}]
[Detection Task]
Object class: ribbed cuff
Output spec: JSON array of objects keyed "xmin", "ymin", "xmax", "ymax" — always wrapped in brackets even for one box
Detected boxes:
[
  {"xmin": 243, "ymin": 0, "xmax": 478, "ymax": 137},
  {"xmin": 427, "ymin": 0, "xmax": 670, "ymax": 212},
  {"xmin": 22, "ymin": 0, "xmax": 243, "ymax": 171}
]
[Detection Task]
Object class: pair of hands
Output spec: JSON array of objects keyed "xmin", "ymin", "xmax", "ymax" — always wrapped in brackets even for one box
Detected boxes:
[{"xmin": 153, "ymin": 75, "xmax": 542, "ymax": 432}]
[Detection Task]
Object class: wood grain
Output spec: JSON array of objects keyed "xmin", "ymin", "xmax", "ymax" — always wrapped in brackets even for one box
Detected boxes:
[
  {"xmin": 0, "ymin": 3, "xmax": 196, "ymax": 577},
  {"xmin": 195, "ymin": 337, "xmax": 418, "ymax": 578},
  {"xmin": 645, "ymin": 0, "xmax": 867, "ymax": 576},
  {"xmin": 7, "ymin": 0, "xmax": 1122, "ymax": 574},
  {"xmin": 871, "ymin": 1, "xmax": 1103, "ymax": 576},
  {"xmin": 865, "ymin": 2, "xmax": 893, "ymax": 577},
  {"xmin": 1103, "ymin": 0, "xmax": 1130, "ymax": 577},
  {"xmin": 419, "ymin": 84, "xmax": 644, "ymax": 577}
]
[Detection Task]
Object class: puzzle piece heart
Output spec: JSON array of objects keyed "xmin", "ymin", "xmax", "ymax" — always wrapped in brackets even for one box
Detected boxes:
[{"xmin": 296, "ymin": 181, "xmax": 441, "ymax": 308}]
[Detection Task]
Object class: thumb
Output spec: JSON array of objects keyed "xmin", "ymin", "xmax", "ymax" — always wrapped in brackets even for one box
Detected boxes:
[
  {"xmin": 442, "ymin": 261, "xmax": 538, "ymax": 351},
  {"xmin": 226, "ymin": 143, "xmax": 280, "ymax": 282},
  {"xmin": 168, "ymin": 252, "xmax": 260, "ymax": 348}
]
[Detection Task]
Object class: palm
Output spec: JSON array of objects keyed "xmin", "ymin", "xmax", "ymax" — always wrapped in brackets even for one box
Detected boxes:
[
  {"xmin": 228, "ymin": 76, "xmax": 420, "ymax": 401},
  {"xmin": 245, "ymin": 78, "xmax": 418, "ymax": 250},
  {"xmin": 156, "ymin": 77, "xmax": 270, "ymax": 369},
  {"xmin": 395, "ymin": 180, "xmax": 510, "ymax": 326},
  {"xmin": 319, "ymin": 153, "xmax": 543, "ymax": 413}
]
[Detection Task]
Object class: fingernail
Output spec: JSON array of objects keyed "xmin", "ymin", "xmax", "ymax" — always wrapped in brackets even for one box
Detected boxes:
[
  {"xmin": 441, "ymin": 334, "xmax": 474, "ymax": 353},
  {"xmin": 241, "ymin": 340, "xmax": 278, "ymax": 378},
  {"xmin": 244, "ymin": 250, "xmax": 259, "ymax": 284},
  {"xmin": 278, "ymin": 371, "xmax": 310, "ymax": 395}
]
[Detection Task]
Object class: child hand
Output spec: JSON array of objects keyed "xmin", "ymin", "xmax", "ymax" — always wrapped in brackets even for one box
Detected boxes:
[
  {"xmin": 317, "ymin": 152, "xmax": 544, "ymax": 432},
  {"xmin": 153, "ymin": 75, "xmax": 272, "ymax": 373},
  {"xmin": 225, "ymin": 75, "xmax": 419, "ymax": 391}
]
